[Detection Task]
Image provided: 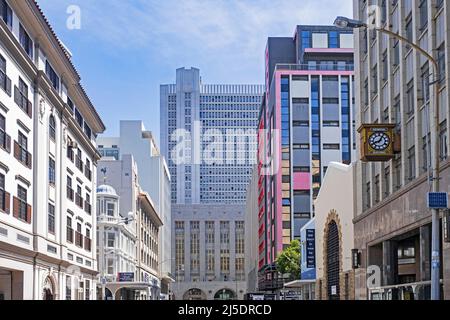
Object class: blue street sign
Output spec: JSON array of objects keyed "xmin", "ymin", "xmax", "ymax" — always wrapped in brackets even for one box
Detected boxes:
[
  {"xmin": 117, "ymin": 272, "xmax": 134, "ymax": 282},
  {"xmin": 306, "ymin": 229, "xmax": 315, "ymax": 269},
  {"xmin": 427, "ymin": 192, "xmax": 448, "ymax": 209}
]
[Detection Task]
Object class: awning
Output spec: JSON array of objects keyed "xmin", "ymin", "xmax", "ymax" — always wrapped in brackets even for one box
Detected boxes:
[
  {"xmin": 284, "ymin": 279, "xmax": 316, "ymax": 289},
  {"xmin": 104, "ymin": 281, "xmax": 152, "ymax": 292}
]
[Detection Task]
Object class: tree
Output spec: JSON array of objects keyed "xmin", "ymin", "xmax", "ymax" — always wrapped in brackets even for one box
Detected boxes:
[{"xmin": 275, "ymin": 240, "xmax": 301, "ymax": 278}]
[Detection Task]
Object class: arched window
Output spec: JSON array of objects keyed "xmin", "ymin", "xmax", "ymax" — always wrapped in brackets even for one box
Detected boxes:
[
  {"xmin": 49, "ymin": 115, "xmax": 56, "ymax": 141},
  {"xmin": 327, "ymin": 220, "xmax": 340, "ymax": 300}
]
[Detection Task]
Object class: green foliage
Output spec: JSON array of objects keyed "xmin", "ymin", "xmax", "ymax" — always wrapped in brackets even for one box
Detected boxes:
[{"xmin": 275, "ymin": 240, "xmax": 301, "ymax": 277}]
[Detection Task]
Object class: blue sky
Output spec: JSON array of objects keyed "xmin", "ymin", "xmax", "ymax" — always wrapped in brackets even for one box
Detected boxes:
[{"xmin": 37, "ymin": 0, "xmax": 352, "ymax": 144}]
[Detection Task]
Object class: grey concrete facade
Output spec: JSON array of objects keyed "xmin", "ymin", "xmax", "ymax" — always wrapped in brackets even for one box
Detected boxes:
[
  {"xmin": 353, "ymin": 0, "xmax": 450, "ymax": 299},
  {"xmin": 171, "ymin": 204, "xmax": 246, "ymax": 300}
]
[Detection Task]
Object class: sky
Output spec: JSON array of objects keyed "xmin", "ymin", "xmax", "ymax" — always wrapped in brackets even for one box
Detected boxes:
[{"xmin": 37, "ymin": 0, "xmax": 353, "ymax": 144}]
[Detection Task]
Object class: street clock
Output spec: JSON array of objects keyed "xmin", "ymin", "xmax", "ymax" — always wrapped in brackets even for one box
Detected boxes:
[{"xmin": 358, "ymin": 124, "xmax": 399, "ymax": 162}]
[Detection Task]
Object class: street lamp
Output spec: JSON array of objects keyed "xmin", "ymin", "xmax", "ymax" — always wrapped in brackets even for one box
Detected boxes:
[{"xmin": 335, "ymin": 16, "xmax": 442, "ymax": 300}]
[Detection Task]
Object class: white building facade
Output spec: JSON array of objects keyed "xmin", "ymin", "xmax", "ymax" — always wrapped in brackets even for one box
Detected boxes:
[
  {"xmin": 98, "ymin": 154, "xmax": 163, "ymax": 300},
  {"xmin": 97, "ymin": 120, "xmax": 173, "ymax": 298},
  {"xmin": 0, "ymin": 0, "xmax": 105, "ymax": 300},
  {"xmin": 96, "ymin": 184, "xmax": 137, "ymax": 300}
]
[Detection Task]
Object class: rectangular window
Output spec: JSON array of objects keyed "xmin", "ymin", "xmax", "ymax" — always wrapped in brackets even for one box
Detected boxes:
[
  {"xmin": 66, "ymin": 216, "xmax": 73, "ymax": 243},
  {"xmin": 75, "ymin": 109, "xmax": 83, "ymax": 128},
  {"xmin": 323, "ymin": 144, "xmax": 340, "ymax": 150},
  {"xmin": 19, "ymin": 24, "xmax": 33, "ymax": 58},
  {"xmin": 17, "ymin": 185, "xmax": 27, "ymax": 221},
  {"xmin": 107, "ymin": 233, "xmax": 115, "ymax": 247},
  {"xmin": 323, "ymin": 121, "xmax": 339, "ymax": 127},
  {"xmin": 407, "ymin": 146, "xmax": 416, "ymax": 181},
  {"xmin": 0, "ymin": 173, "xmax": 5, "ymax": 212},
  {"xmin": 0, "ymin": 54, "xmax": 11, "ymax": 96},
  {"xmin": 49, "ymin": 157, "xmax": 56, "ymax": 185},
  {"xmin": 48, "ymin": 203, "xmax": 55, "ymax": 234},
  {"xmin": 1, "ymin": 0, "xmax": 13, "ymax": 28},
  {"xmin": 438, "ymin": 45, "xmax": 446, "ymax": 84},
  {"xmin": 406, "ymin": 81, "xmax": 414, "ymax": 116},
  {"xmin": 83, "ymin": 122, "xmax": 91, "ymax": 140},
  {"xmin": 65, "ymin": 276, "xmax": 72, "ymax": 300},
  {"xmin": 45, "ymin": 61, "xmax": 60, "ymax": 92},
  {"xmin": 421, "ymin": 63, "xmax": 430, "ymax": 103},
  {"xmin": 393, "ymin": 41, "xmax": 400, "ymax": 66},
  {"xmin": 419, "ymin": 0, "xmax": 428, "ymax": 31},
  {"xmin": 15, "ymin": 78, "xmax": 31, "ymax": 116},
  {"xmin": 439, "ymin": 121, "xmax": 448, "ymax": 161}
]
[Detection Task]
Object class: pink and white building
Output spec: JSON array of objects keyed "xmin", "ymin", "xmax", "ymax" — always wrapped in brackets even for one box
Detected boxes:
[{"xmin": 257, "ymin": 25, "xmax": 356, "ymax": 291}]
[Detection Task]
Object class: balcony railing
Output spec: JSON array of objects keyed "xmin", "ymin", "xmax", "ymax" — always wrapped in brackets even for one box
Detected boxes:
[
  {"xmin": 67, "ymin": 227, "xmax": 74, "ymax": 243},
  {"xmin": 0, "ymin": 70, "xmax": 11, "ymax": 96},
  {"xmin": 75, "ymin": 194, "xmax": 83, "ymax": 209},
  {"xmin": 84, "ymin": 237, "xmax": 91, "ymax": 252},
  {"xmin": 0, "ymin": 130, "xmax": 11, "ymax": 153},
  {"xmin": 275, "ymin": 63, "xmax": 354, "ymax": 72},
  {"xmin": 75, "ymin": 231, "xmax": 83, "ymax": 248},
  {"xmin": 14, "ymin": 86, "xmax": 32, "ymax": 118},
  {"xmin": 14, "ymin": 142, "xmax": 32, "ymax": 169},
  {"xmin": 75, "ymin": 156, "xmax": 83, "ymax": 172},
  {"xmin": 67, "ymin": 187, "xmax": 74, "ymax": 201}
]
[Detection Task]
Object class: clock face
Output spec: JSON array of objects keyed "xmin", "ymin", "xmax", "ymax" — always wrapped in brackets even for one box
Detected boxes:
[{"xmin": 368, "ymin": 132, "xmax": 390, "ymax": 151}]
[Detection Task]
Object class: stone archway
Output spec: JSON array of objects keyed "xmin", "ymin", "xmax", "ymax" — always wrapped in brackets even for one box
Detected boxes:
[
  {"xmin": 214, "ymin": 288, "xmax": 236, "ymax": 300},
  {"xmin": 321, "ymin": 210, "xmax": 344, "ymax": 301},
  {"xmin": 183, "ymin": 288, "xmax": 207, "ymax": 300},
  {"xmin": 42, "ymin": 276, "xmax": 57, "ymax": 300}
]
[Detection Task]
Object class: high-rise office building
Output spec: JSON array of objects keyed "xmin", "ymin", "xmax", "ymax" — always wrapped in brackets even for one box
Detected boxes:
[
  {"xmin": 353, "ymin": 0, "xmax": 450, "ymax": 300},
  {"xmin": 160, "ymin": 68, "xmax": 264, "ymax": 300},
  {"xmin": 257, "ymin": 25, "xmax": 356, "ymax": 291}
]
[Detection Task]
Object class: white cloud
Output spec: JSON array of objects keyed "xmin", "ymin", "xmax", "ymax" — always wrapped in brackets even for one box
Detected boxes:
[{"xmin": 76, "ymin": 0, "xmax": 352, "ymax": 56}]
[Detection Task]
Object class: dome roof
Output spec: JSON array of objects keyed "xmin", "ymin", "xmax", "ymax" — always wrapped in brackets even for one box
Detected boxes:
[{"xmin": 97, "ymin": 184, "xmax": 118, "ymax": 196}]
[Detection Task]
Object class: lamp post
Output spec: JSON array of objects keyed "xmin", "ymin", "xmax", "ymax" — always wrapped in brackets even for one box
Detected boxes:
[{"xmin": 334, "ymin": 16, "xmax": 441, "ymax": 300}]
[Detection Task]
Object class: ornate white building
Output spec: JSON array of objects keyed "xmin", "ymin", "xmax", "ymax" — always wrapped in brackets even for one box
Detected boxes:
[
  {"xmin": 96, "ymin": 184, "xmax": 138, "ymax": 300},
  {"xmin": 98, "ymin": 154, "xmax": 163, "ymax": 300},
  {"xmin": 0, "ymin": 0, "xmax": 105, "ymax": 300}
]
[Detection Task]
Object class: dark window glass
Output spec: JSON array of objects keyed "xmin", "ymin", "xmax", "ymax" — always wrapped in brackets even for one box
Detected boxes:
[
  {"xmin": 45, "ymin": 61, "xmax": 60, "ymax": 92},
  {"xmin": 19, "ymin": 24, "xmax": 33, "ymax": 58}
]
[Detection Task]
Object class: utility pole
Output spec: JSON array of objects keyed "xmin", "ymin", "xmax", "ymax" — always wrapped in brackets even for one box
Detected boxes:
[{"xmin": 334, "ymin": 16, "xmax": 442, "ymax": 300}]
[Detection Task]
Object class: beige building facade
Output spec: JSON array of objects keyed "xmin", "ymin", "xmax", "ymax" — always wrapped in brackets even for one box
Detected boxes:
[
  {"xmin": 314, "ymin": 162, "xmax": 356, "ymax": 300},
  {"xmin": 353, "ymin": 0, "xmax": 450, "ymax": 299}
]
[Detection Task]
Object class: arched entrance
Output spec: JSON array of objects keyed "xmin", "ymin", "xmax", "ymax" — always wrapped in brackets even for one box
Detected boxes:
[
  {"xmin": 183, "ymin": 288, "xmax": 207, "ymax": 300},
  {"xmin": 214, "ymin": 289, "xmax": 236, "ymax": 300},
  {"xmin": 42, "ymin": 276, "xmax": 55, "ymax": 300},
  {"xmin": 327, "ymin": 220, "xmax": 340, "ymax": 300}
]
